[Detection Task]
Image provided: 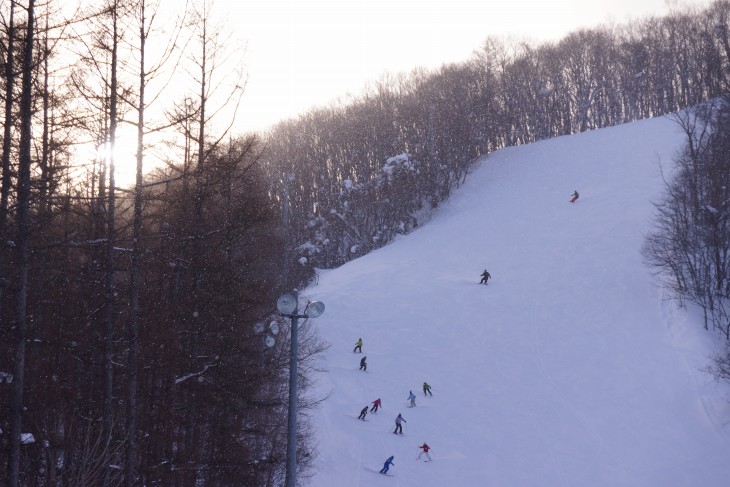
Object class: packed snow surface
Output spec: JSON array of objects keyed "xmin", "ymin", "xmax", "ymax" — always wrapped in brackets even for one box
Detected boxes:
[{"xmin": 304, "ymin": 115, "xmax": 730, "ymax": 486}]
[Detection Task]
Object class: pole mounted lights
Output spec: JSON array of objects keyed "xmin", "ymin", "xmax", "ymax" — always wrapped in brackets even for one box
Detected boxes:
[
  {"xmin": 276, "ymin": 289, "xmax": 325, "ymax": 487},
  {"xmin": 253, "ymin": 320, "xmax": 280, "ymax": 349}
]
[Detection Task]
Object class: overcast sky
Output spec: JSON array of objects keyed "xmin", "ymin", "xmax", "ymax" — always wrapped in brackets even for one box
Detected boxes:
[{"xmin": 213, "ymin": 0, "xmax": 712, "ymax": 133}]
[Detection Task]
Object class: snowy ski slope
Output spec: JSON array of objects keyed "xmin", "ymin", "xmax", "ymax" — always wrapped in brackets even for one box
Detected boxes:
[{"xmin": 304, "ymin": 114, "xmax": 730, "ymax": 486}]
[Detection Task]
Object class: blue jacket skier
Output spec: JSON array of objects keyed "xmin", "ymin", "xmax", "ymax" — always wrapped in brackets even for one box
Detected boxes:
[
  {"xmin": 380, "ymin": 455, "xmax": 395, "ymax": 474},
  {"xmin": 407, "ymin": 391, "xmax": 416, "ymax": 407}
]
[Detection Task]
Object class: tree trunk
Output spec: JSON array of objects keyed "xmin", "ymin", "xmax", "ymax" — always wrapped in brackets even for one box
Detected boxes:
[
  {"xmin": 126, "ymin": 2, "xmax": 147, "ymax": 484},
  {"xmin": 0, "ymin": 0, "xmax": 15, "ymax": 325},
  {"xmin": 8, "ymin": 1, "xmax": 35, "ymax": 485},
  {"xmin": 103, "ymin": 1, "xmax": 120, "ymax": 483}
]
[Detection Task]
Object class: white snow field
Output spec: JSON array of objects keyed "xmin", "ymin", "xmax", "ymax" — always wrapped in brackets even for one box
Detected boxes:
[{"xmin": 303, "ymin": 114, "xmax": 730, "ymax": 486}]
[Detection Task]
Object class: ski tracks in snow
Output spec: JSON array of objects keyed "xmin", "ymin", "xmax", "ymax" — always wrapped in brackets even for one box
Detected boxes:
[
  {"xmin": 658, "ymin": 292, "xmax": 730, "ymax": 457},
  {"xmin": 527, "ymin": 250, "xmax": 620, "ymax": 486}
]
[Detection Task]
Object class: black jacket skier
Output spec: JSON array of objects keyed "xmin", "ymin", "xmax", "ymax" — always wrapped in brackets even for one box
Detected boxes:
[{"xmin": 480, "ymin": 270, "xmax": 491, "ymax": 284}]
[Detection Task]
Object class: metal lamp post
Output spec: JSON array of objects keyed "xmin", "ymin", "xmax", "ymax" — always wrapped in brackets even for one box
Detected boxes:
[{"xmin": 277, "ymin": 289, "xmax": 325, "ymax": 487}]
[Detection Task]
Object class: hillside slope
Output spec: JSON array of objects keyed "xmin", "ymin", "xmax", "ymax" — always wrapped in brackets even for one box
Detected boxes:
[{"xmin": 304, "ymin": 115, "xmax": 730, "ymax": 486}]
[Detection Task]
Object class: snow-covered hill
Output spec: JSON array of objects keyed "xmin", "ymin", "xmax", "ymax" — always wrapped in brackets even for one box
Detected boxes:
[{"xmin": 304, "ymin": 115, "xmax": 730, "ymax": 486}]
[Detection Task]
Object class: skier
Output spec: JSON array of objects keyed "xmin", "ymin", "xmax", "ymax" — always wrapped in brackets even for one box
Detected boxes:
[
  {"xmin": 423, "ymin": 382, "xmax": 432, "ymax": 397},
  {"xmin": 570, "ymin": 190, "xmax": 579, "ymax": 203},
  {"xmin": 407, "ymin": 390, "xmax": 416, "ymax": 407},
  {"xmin": 480, "ymin": 269, "xmax": 491, "ymax": 284},
  {"xmin": 353, "ymin": 337, "xmax": 363, "ymax": 353},
  {"xmin": 358, "ymin": 405, "xmax": 368, "ymax": 420},
  {"xmin": 380, "ymin": 455, "xmax": 395, "ymax": 474},
  {"xmin": 393, "ymin": 413, "xmax": 406, "ymax": 435},
  {"xmin": 417, "ymin": 443, "xmax": 432, "ymax": 461},
  {"xmin": 359, "ymin": 356, "xmax": 367, "ymax": 372},
  {"xmin": 370, "ymin": 398, "xmax": 382, "ymax": 413}
]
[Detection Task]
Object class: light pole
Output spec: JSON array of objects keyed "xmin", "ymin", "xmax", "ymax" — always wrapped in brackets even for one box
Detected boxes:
[{"xmin": 277, "ymin": 289, "xmax": 325, "ymax": 487}]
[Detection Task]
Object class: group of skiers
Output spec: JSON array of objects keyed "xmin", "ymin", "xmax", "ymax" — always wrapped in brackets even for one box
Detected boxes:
[
  {"xmin": 358, "ymin": 190, "xmax": 580, "ymax": 475},
  {"xmin": 352, "ymin": 338, "xmax": 434, "ymax": 474}
]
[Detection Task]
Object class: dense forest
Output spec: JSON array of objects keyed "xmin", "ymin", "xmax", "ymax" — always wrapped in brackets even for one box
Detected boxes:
[{"xmin": 2, "ymin": 0, "xmax": 730, "ymax": 486}]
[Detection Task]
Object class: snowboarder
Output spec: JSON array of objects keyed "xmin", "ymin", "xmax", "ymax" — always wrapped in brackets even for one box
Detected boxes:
[
  {"xmin": 480, "ymin": 269, "xmax": 491, "ymax": 284},
  {"xmin": 358, "ymin": 405, "xmax": 368, "ymax": 420},
  {"xmin": 370, "ymin": 398, "xmax": 382, "ymax": 413},
  {"xmin": 380, "ymin": 455, "xmax": 395, "ymax": 474},
  {"xmin": 423, "ymin": 382, "xmax": 432, "ymax": 397},
  {"xmin": 407, "ymin": 390, "xmax": 416, "ymax": 407},
  {"xmin": 353, "ymin": 337, "xmax": 363, "ymax": 353},
  {"xmin": 359, "ymin": 356, "xmax": 367, "ymax": 372},
  {"xmin": 393, "ymin": 413, "xmax": 406, "ymax": 435},
  {"xmin": 417, "ymin": 443, "xmax": 432, "ymax": 461},
  {"xmin": 570, "ymin": 190, "xmax": 579, "ymax": 203}
]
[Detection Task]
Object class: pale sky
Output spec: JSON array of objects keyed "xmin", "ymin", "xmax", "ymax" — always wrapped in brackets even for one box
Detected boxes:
[{"xmin": 217, "ymin": 0, "xmax": 713, "ymax": 134}]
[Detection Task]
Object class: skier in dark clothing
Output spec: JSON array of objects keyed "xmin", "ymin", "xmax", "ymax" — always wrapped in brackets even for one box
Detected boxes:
[
  {"xmin": 358, "ymin": 405, "xmax": 368, "ymax": 420},
  {"xmin": 380, "ymin": 456, "xmax": 395, "ymax": 474},
  {"xmin": 570, "ymin": 190, "xmax": 579, "ymax": 203},
  {"xmin": 393, "ymin": 413, "xmax": 406, "ymax": 434},
  {"xmin": 370, "ymin": 398, "xmax": 382, "ymax": 413},
  {"xmin": 423, "ymin": 382, "xmax": 432, "ymax": 397},
  {"xmin": 480, "ymin": 270, "xmax": 491, "ymax": 284},
  {"xmin": 359, "ymin": 356, "xmax": 367, "ymax": 371}
]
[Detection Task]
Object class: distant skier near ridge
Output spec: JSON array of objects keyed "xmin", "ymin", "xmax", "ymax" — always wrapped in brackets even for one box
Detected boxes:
[
  {"xmin": 408, "ymin": 390, "xmax": 416, "ymax": 407},
  {"xmin": 353, "ymin": 337, "xmax": 363, "ymax": 353},
  {"xmin": 370, "ymin": 398, "xmax": 382, "ymax": 413},
  {"xmin": 380, "ymin": 455, "xmax": 395, "ymax": 474},
  {"xmin": 480, "ymin": 269, "xmax": 491, "ymax": 284},
  {"xmin": 570, "ymin": 190, "xmax": 579, "ymax": 203},
  {"xmin": 358, "ymin": 405, "xmax": 368, "ymax": 420},
  {"xmin": 423, "ymin": 382, "xmax": 432, "ymax": 397},
  {"xmin": 359, "ymin": 356, "xmax": 367, "ymax": 372},
  {"xmin": 393, "ymin": 413, "xmax": 406, "ymax": 434},
  {"xmin": 417, "ymin": 442, "xmax": 432, "ymax": 461}
]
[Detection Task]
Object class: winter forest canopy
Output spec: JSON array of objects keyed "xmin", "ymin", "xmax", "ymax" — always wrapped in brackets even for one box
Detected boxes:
[{"xmin": 2, "ymin": 0, "xmax": 730, "ymax": 485}]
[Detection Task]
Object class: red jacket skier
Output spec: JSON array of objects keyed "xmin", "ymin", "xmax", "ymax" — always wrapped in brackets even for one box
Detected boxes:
[
  {"xmin": 370, "ymin": 398, "xmax": 382, "ymax": 413},
  {"xmin": 418, "ymin": 443, "xmax": 432, "ymax": 461}
]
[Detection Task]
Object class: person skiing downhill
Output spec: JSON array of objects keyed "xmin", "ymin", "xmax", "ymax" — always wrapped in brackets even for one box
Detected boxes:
[
  {"xmin": 417, "ymin": 443, "xmax": 432, "ymax": 461},
  {"xmin": 358, "ymin": 405, "xmax": 368, "ymax": 420},
  {"xmin": 359, "ymin": 356, "xmax": 367, "ymax": 372},
  {"xmin": 570, "ymin": 190, "xmax": 579, "ymax": 203},
  {"xmin": 480, "ymin": 269, "xmax": 491, "ymax": 284},
  {"xmin": 353, "ymin": 337, "xmax": 363, "ymax": 353},
  {"xmin": 370, "ymin": 398, "xmax": 382, "ymax": 413},
  {"xmin": 423, "ymin": 382, "xmax": 432, "ymax": 397},
  {"xmin": 393, "ymin": 413, "xmax": 406, "ymax": 434},
  {"xmin": 380, "ymin": 455, "xmax": 395, "ymax": 474},
  {"xmin": 407, "ymin": 390, "xmax": 416, "ymax": 407}
]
